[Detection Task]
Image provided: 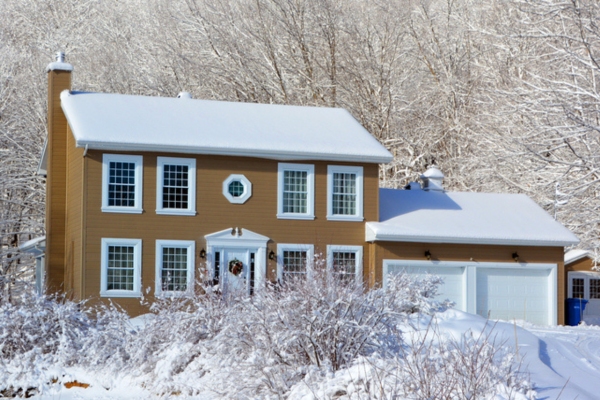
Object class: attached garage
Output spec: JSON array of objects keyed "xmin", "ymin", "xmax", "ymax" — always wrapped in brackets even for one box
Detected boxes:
[
  {"xmin": 384, "ymin": 260, "xmax": 557, "ymax": 325},
  {"xmin": 386, "ymin": 262, "xmax": 466, "ymax": 311}
]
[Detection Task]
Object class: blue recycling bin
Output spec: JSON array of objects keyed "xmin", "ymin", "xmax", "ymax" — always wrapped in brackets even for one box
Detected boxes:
[{"xmin": 566, "ymin": 298, "xmax": 589, "ymax": 326}]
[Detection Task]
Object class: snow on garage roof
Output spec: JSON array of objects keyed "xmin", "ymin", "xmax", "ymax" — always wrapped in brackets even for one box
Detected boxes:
[
  {"xmin": 59, "ymin": 91, "xmax": 393, "ymax": 163},
  {"xmin": 564, "ymin": 249, "xmax": 593, "ymax": 265},
  {"xmin": 366, "ymin": 188, "xmax": 579, "ymax": 246}
]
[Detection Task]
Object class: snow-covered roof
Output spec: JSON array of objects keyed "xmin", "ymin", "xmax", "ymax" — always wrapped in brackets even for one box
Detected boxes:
[
  {"xmin": 565, "ymin": 249, "xmax": 593, "ymax": 265},
  {"xmin": 19, "ymin": 236, "xmax": 46, "ymax": 255},
  {"xmin": 59, "ymin": 91, "xmax": 393, "ymax": 163},
  {"xmin": 366, "ymin": 189, "xmax": 579, "ymax": 246}
]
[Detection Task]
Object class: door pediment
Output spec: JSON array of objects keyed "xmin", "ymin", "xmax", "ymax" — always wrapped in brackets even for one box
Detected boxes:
[{"xmin": 205, "ymin": 228, "xmax": 269, "ymax": 248}]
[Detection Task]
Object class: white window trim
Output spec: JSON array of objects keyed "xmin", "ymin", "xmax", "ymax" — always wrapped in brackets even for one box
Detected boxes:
[
  {"xmin": 327, "ymin": 165, "xmax": 363, "ymax": 221},
  {"xmin": 155, "ymin": 240, "xmax": 195, "ymax": 296},
  {"xmin": 326, "ymin": 245, "xmax": 363, "ymax": 285},
  {"xmin": 102, "ymin": 154, "xmax": 144, "ymax": 213},
  {"xmin": 277, "ymin": 163, "xmax": 315, "ymax": 220},
  {"xmin": 100, "ymin": 238, "xmax": 142, "ymax": 298},
  {"xmin": 222, "ymin": 174, "xmax": 252, "ymax": 204},
  {"xmin": 568, "ymin": 271, "xmax": 600, "ymax": 299},
  {"xmin": 277, "ymin": 243, "xmax": 315, "ymax": 282},
  {"xmin": 156, "ymin": 157, "xmax": 196, "ymax": 216}
]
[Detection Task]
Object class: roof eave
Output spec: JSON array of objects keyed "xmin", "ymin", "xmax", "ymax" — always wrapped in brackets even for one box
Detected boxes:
[
  {"xmin": 75, "ymin": 140, "xmax": 394, "ymax": 164},
  {"xmin": 37, "ymin": 138, "xmax": 48, "ymax": 176},
  {"xmin": 365, "ymin": 230, "xmax": 579, "ymax": 247},
  {"xmin": 565, "ymin": 251, "xmax": 594, "ymax": 264}
]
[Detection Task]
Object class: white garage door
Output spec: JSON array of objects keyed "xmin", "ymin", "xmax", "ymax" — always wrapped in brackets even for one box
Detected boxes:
[
  {"xmin": 386, "ymin": 265, "xmax": 465, "ymax": 311},
  {"xmin": 384, "ymin": 260, "xmax": 557, "ymax": 325},
  {"xmin": 477, "ymin": 268, "xmax": 551, "ymax": 325}
]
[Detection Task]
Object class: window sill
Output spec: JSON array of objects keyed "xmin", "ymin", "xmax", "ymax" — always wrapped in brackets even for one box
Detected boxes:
[
  {"xmin": 155, "ymin": 290, "xmax": 193, "ymax": 297},
  {"xmin": 155, "ymin": 210, "xmax": 197, "ymax": 216},
  {"xmin": 326, "ymin": 215, "xmax": 364, "ymax": 222},
  {"xmin": 101, "ymin": 207, "xmax": 143, "ymax": 214},
  {"xmin": 100, "ymin": 291, "xmax": 142, "ymax": 298},
  {"xmin": 276, "ymin": 213, "xmax": 315, "ymax": 220}
]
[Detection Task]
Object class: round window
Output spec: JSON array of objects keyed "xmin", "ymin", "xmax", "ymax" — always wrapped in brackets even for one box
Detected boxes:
[
  {"xmin": 228, "ymin": 180, "xmax": 244, "ymax": 197},
  {"xmin": 222, "ymin": 174, "xmax": 252, "ymax": 204}
]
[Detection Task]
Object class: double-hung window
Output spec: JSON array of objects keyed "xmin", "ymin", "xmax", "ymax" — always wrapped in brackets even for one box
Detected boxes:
[
  {"xmin": 155, "ymin": 240, "xmax": 195, "ymax": 295},
  {"xmin": 277, "ymin": 163, "xmax": 315, "ymax": 220},
  {"xmin": 327, "ymin": 245, "xmax": 363, "ymax": 285},
  {"xmin": 100, "ymin": 238, "xmax": 142, "ymax": 297},
  {"xmin": 102, "ymin": 154, "xmax": 143, "ymax": 213},
  {"xmin": 277, "ymin": 243, "xmax": 314, "ymax": 282},
  {"xmin": 156, "ymin": 157, "xmax": 196, "ymax": 215},
  {"xmin": 327, "ymin": 165, "xmax": 363, "ymax": 221}
]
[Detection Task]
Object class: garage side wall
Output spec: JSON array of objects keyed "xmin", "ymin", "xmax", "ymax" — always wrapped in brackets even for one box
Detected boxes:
[{"xmin": 371, "ymin": 242, "xmax": 566, "ymax": 325}]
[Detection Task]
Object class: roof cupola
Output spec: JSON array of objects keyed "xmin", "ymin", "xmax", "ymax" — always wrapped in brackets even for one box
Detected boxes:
[{"xmin": 420, "ymin": 166, "xmax": 444, "ymax": 191}]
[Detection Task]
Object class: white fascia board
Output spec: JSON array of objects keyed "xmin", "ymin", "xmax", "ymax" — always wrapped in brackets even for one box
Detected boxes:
[
  {"xmin": 74, "ymin": 140, "xmax": 394, "ymax": 164},
  {"xmin": 37, "ymin": 138, "xmax": 48, "ymax": 176},
  {"xmin": 365, "ymin": 225, "xmax": 579, "ymax": 247},
  {"xmin": 365, "ymin": 224, "xmax": 377, "ymax": 242},
  {"xmin": 565, "ymin": 250, "xmax": 593, "ymax": 264}
]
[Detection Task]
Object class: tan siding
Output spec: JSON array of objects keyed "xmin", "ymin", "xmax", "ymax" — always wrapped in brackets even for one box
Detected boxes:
[
  {"xmin": 566, "ymin": 256, "xmax": 595, "ymax": 272},
  {"xmin": 64, "ymin": 124, "xmax": 84, "ymax": 300},
  {"xmin": 82, "ymin": 151, "xmax": 378, "ymax": 315},
  {"xmin": 372, "ymin": 242, "xmax": 566, "ymax": 324},
  {"xmin": 45, "ymin": 70, "xmax": 71, "ymax": 293}
]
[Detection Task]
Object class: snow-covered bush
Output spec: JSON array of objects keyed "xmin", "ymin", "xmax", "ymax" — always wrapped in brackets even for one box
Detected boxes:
[
  {"xmin": 291, "ymin": 319, "xmax": 534, "ymax": 400},
  {"xmin": 394, "ymin": 320, "xmax": 532, "ymax": 399},
  {"xmin": 134, "ymin": 268, "xmax": 452, "ymax": 397},
  {"xmin": 0, "ymin": 293, "xmax": 91, "ymax": 395},
  {"xmin": 0, "ymin": 271, "xmax": 533, "ymax": 399}
]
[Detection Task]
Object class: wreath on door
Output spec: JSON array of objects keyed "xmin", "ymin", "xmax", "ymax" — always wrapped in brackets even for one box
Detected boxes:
[{"xmin": 228, "ymin": 259, "xmax": 243, "ymax": 276}]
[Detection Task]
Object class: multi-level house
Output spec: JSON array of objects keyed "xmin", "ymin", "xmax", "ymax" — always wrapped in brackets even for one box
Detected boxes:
[{"xmin": 37, "ymin": 54, "xmax": 579, "ymax": 325}]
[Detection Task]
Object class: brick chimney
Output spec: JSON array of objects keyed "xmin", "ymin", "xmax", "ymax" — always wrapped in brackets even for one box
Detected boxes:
[{"xmin": 45, "ymin": 52, "xmax": 72, "ymax": 293}]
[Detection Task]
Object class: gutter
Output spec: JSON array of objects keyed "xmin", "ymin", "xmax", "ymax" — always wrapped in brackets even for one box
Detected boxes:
[{"xmin": 74, "ymin": 140, "xmax": 394, "ymax": 164}]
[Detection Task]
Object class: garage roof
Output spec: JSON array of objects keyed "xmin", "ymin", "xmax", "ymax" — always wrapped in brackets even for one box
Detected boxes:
[
  {"xmin": 564, "ymin": 249, "xmax": 593, "ymax": 265},
  {"xmin": 58, "ymin": 91, "xmax": 393, "ymax": 163},
  {"xmin": 366, "ymin": 188, "xmax": 579, "ymax": 246}
]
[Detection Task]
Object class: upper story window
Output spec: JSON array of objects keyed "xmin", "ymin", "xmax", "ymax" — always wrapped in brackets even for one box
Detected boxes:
[
  {"xmin": 100, "ymin": 238, "xmax": 142, "ymax": 298},
  {"xmin": 156, "ymin": 157, "xmax": 196, "ymax": 216},
  {"xmin": 277, "ymin": 163, "xmax": 315, "ymax": 220},
  {"xmin": 155, "ymin": 240, "xmax": 195, "ymax": 295},
  {"xmin": 327, "ymin": 165, "xmax": 363, "ymax": 221},
  {"xmin": 222, "ymin": 174, "xmax": 252, "ymax": 204},
  {"xmin": 102, "ymin": 154, "xmax": 143, "ymax": 213}
]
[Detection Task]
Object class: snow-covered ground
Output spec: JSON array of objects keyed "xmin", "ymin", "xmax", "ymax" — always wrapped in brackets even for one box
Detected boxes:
[
  {"xmin": 436, "ymin": 311, "xmax": 600, "ymax": 400},
  {"xmin": 21, "ymin": 310, "xmax": 600, "ymax": 400}
]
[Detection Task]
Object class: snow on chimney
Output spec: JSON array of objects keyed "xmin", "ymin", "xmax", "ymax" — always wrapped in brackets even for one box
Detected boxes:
[
  {"xmin": 420, "ymin": 166, "xmax": 444, "ymax": 191},
  {"xmin": 46, "ymin": 51, "xmax": 73, "ymax": 72}
]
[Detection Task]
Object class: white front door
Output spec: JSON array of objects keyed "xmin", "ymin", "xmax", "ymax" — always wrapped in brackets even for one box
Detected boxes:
[
  {"xmin": 222, "ymin": 248, "xmax": 251, "ymax": 295},
  {"xmin": 205, "ymin": 228, "xmax": 269, "ymax": 295}
]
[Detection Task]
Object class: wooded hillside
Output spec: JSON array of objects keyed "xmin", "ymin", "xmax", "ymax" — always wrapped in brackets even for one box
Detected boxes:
[{"xmin": 1, "ymin": 0, "xmax": 598, "ymax": 296}]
